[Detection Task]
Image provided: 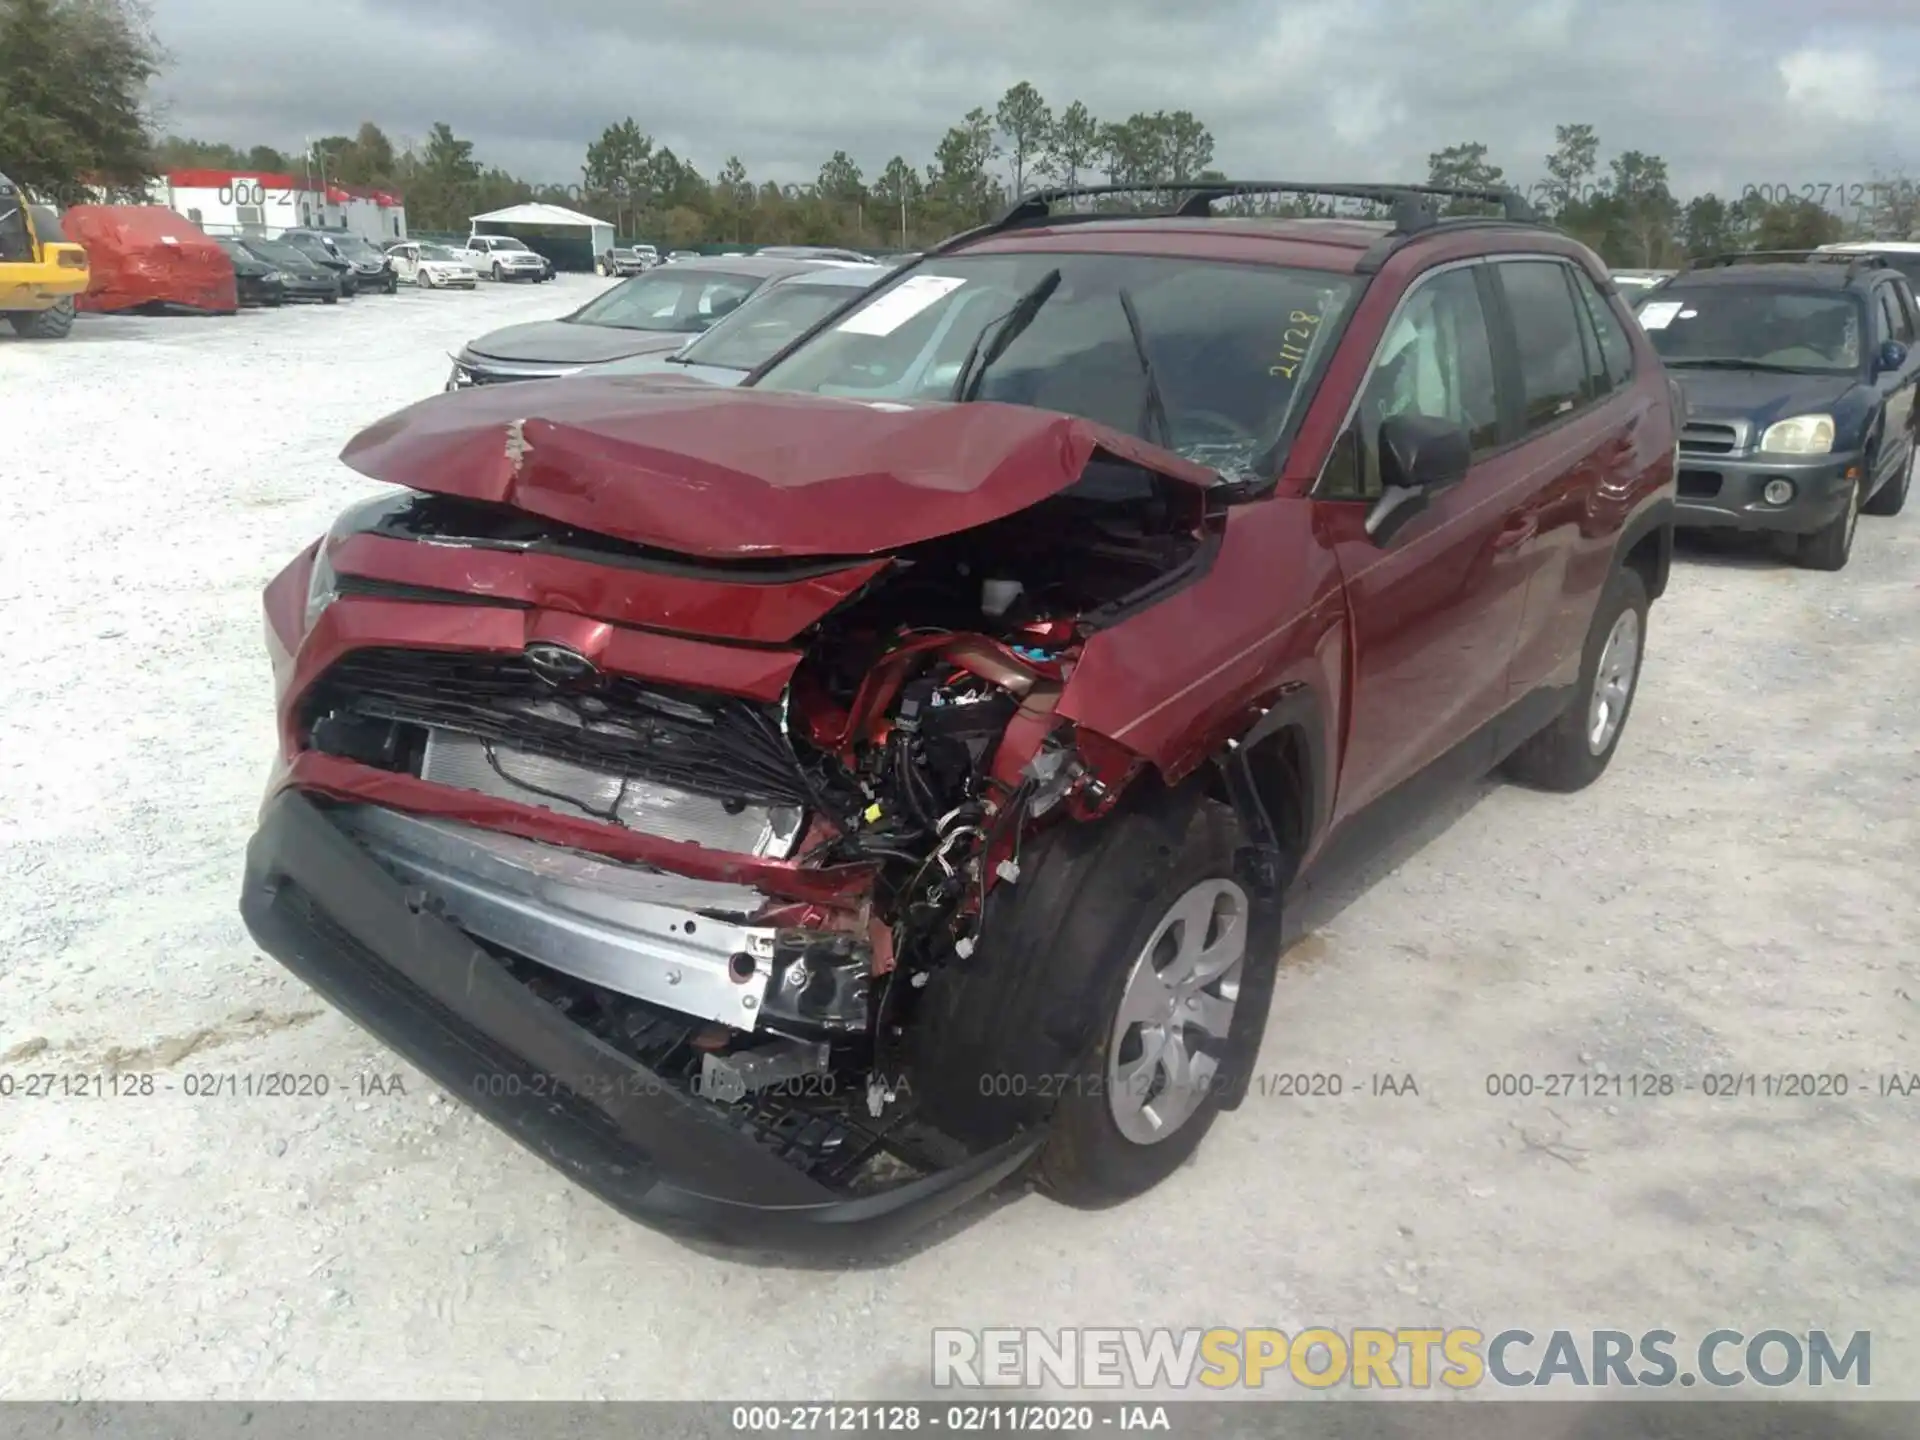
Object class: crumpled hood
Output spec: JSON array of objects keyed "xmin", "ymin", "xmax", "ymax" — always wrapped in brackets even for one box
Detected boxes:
[
  {"xmin": 466, "ymin": 319, "xmax": 689, "ymax": 366},
  {"xmin": 338, "ymin": 378, "xmax": 1219, "ymax": 559}
]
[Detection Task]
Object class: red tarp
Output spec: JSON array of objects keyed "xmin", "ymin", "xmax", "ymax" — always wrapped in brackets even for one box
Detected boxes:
[{"xmin": 61, "ymin": 205, "xmax": 237, "ymax": 314}]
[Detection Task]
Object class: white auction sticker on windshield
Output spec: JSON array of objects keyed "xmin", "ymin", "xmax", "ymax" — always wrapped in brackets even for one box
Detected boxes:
[
  {"xmin": 1638, "ymin": 301, "xmax": 1684, "ymax": 330},
  {"xmin": 837, "ymin": 275, "xmax": 967, "ymax": 336}
]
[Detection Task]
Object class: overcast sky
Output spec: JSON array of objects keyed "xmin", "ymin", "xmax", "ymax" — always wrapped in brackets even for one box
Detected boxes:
[{"xmin": 146, "ymin": 0, "xmax": 1918, "ymax": 204}]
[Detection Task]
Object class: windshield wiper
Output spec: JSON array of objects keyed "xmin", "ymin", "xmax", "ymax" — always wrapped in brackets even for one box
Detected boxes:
[
  {"xmin": 1114, "ymin": 287, "xmax": 1174, "ymax": 450},
  {"xmin": 952, "ymin": 269, "xmax": 1061, "ymax": 402}
]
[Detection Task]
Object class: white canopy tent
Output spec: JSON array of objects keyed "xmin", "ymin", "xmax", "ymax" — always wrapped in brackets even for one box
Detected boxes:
[{"xmin": 468, "ymin": 203, "xmax": 615, "ymax": 272}]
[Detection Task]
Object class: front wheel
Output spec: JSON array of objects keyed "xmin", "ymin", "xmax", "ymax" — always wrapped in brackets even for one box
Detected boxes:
[
  {"xmin": 492, "ymin": 262, "xmax": 504, "ymax": 282},
  {"xmin": 1502, "ymin": 565, "xmax": 1649, "ymax": 792},
  {"xmin": 909, "ymin": 787, "xmax": 1281, "ymax": 1207},
  {"xmin": 418, "ymin": 269, "xmax": 436, "ymax": 289},
  {"xmin": 1863, "ymin": 447, "xmax": 1912, "ymax": 517},
  {"xmin": 7, "ymin": 297, "xmax": 76, "ymax": 338},
  {"xmin": 1795, "ymin": 477, "xmax": 1859, "ymax": 571}
]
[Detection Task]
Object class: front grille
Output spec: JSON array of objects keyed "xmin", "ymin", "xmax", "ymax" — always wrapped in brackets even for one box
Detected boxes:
[
  {"xmin": 1677, "ymin": 469, "xmax": 1723, "ymax": 499},
  {"xmin": 418, "ymin": 728, "xmax": 802, "ymax": 855},
  {"xmin": 1681, "ymin": 422, "xmax": 1742, "ymax": 455},
  {"xmin": 302, "ymin": 647, "xmax": 812, "ymax": 809}
]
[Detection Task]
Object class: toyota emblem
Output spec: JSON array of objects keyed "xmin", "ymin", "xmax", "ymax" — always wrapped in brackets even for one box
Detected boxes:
[{"xmin": 523, "ymin": 641, "xmax": 598, "ymax": 686}]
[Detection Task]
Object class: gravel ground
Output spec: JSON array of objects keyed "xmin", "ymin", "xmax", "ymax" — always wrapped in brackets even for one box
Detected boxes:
[{"xmin": 1, "ymin": 278, "xmax": 1916, "ymax": 1401}]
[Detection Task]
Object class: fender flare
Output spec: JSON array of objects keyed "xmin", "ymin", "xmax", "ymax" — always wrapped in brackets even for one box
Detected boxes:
[
  {"xmin": 1207, "ymin": 683, "xmax": 1335, "ymax": 1113},
  {"xmin": 1609, "ymin": 494, "xmax": 1675, "ymax": 600}
]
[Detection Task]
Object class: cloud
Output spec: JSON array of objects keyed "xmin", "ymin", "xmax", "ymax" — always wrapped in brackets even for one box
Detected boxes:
[
  {"xmin": 144, "ymin": 0, "xmax": 1920, "ymax": 198},
  {"xmin": 1778, "ymin": 48, "xmax": 1883, "ymax": 125}
]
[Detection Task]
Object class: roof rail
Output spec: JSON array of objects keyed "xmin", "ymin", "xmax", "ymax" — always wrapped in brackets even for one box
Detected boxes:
[
  {"xmin": 1687, "ymin": 249, "xmax": 1890, "ymax": 281},
  {"xmin": 930, "ymin": 180, "xmax": 1543, "ymax": 259}
]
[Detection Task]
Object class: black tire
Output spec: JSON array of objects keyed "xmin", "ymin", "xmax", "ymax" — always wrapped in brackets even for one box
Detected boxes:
[
  {"xmin": 1502, "ymin": 565, "xmax": 1650, "ymax": 792},
  {"xmin": 492, "ymin": 262, "xmax": 504, "ymax": 282},
  {"xmin": 908, "ymin": 783, "xmax": 1281, "ymax": 1208},
  {"xmin": 1863, "ymin": 447, "xmax": 1911, "ymax": 517},
  {"xmin": 1795, "ymin": 477, "xmax": 1859, "ymax": 571},
  {"xmin": 322, "ymin": 294, "xmax": 339, "ymax": 305},
  {"xmin": 8, "ymin": 296, "xmax": 76, "ymax": 338}
]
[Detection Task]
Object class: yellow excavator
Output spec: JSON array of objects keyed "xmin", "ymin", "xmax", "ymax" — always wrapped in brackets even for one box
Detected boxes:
[{"xmin": 0, "ymin": 172, "xmax": 90, "ymax": 338}]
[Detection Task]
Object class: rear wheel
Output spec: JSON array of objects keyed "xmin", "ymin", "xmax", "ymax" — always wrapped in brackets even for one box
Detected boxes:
[
  {"xmin": 8, "ymin": 297, "xmax": 76, "ymax": 338},
  {"xmin": 1502, "ymin": 566, "xmax": 1649, "ymax": 792},
  {"xmin": 1863, "ymin": 447, "xmax": 1912, "ymax": 517},
  {"xmin": 1795, "ymin": 477, "xmax": 1859, "ymax": 571}
]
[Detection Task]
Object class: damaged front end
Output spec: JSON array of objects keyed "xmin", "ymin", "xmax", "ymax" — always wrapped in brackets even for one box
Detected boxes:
[{"xmin": 242, "ymin": 382, "xmax": 1223, "ymax": 1248}]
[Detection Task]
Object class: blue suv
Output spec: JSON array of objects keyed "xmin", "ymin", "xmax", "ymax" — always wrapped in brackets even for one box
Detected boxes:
[{"xmin": 1635, "ymin": 251, "xmax": 1918, "ymax": 570}]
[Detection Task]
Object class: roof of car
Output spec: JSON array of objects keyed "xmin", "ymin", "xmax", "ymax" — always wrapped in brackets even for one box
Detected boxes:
[
  {"xmin": 1662, "ymin": 263, "xmax": 1869, "ymax": 290},
  {"xmin": 1819, "ymin": 240, "xmax": 1920, "ymax": 254},
  {"xmin": 952, "ymin": 213, "xmax": 1584, "ymax": 274},
  {"xmin": 642, "ymin": 253, "xmax": 844, "ymax": 280},
  {"xmin": 765, "ymin": 263, "xmax": 890, "ymax": 288}
]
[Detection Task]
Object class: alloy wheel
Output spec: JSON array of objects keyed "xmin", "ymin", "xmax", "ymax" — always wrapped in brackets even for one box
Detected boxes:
[
  {"xmin": 1105, "ymin": 878, "xmax": 1247, "ymax": 1145},
  {"xmin": 1586, "ymin": 609, "xmax": 1641, "ymax": 755}
]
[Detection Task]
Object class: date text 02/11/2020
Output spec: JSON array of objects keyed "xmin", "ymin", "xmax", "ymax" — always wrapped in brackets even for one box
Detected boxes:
[
  {"xmin": 1484, "ymin": 1072, "xmax": 1920, "ymax": 1099},
  {"xmin": 0, "ymin": 1070, "xmax": 407, "ymax": 1100},
  {"xmin": 973, "ymin": 1071, "xmax": 1420, "ymax": 1101}
]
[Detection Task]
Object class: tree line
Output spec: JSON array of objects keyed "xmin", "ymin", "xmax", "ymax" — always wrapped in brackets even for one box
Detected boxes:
[
  {"xmin": 1424, "ymin": 125, "xmax": 1918, "ymax": 266},
  {"xmin": 152, "ymin": 86, "xmax": 1219, "ymax": 250},
  {"xmin": 5, "ymin": 0, "xmax": 1914, "ymax": 262}
]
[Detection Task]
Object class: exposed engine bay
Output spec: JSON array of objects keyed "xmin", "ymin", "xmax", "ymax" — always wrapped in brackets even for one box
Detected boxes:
[{"xmin": 298, "ymin": 454, "xmax": 1216, "ymax": 1157}]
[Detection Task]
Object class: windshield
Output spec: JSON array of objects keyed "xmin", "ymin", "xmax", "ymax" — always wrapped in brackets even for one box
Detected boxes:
[
  {"xmin": 418, "ymin": 244, "xmax": 460, "ymax": 262},
  {"xmin": 678, "ymin": 280, "xmax": 874, "ymax": 369},
  {"xmin": 569, "ymin": 269, "xmax": 762, "ymax": 333},
  {"xmin": 245, "ymin": 239, "xmax": 314, "ymax": 270},
  {"xmin": 752, "ymin": 253, "xmax": 1361, "ymax": 474},
  {"xmin": 331, "ymin": 234, "xmax": 378, "ymax": 258},
  {"xmin": 1638, "ymin": 286, "xmax": 1865, "ymax": 373},
  {"xmin": 487, "ymin": 237, "xmax": 531, "ymax": 252}
]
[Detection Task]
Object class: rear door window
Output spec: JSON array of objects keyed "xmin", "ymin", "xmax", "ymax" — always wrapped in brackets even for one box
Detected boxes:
[
  {"xmin": 1569, "ymin": 268, "xmax": 1635, "ymax": 393},
  {"xmin": 1495, "ymin": 260, "xmax": 1591, "ymax": 431}
]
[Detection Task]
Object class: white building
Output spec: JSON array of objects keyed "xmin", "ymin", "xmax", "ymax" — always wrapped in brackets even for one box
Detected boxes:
[{"xmin": 158, "ymin": 170, "xmax": 407, "ymax": 243}]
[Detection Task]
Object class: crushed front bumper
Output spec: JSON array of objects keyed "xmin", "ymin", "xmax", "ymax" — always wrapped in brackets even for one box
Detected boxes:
[
  {"xmin": 239, "ymin": 791, "xmax": 1039, "ymax": 1255},
  {"xmin": 1674, "ymin": 450, "xmax": 1863, "ymax": 535}
]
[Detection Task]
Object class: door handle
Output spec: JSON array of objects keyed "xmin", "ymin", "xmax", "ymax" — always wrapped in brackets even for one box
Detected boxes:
[{"xmin": 1493, "ymin": 517, "xmax": 1538, "ymax": 550}]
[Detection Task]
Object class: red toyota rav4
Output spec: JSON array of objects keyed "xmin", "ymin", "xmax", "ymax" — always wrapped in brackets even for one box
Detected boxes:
[{"xmin": 242, "ymin": 182, "xmax": 1679, "ymax": 1253}]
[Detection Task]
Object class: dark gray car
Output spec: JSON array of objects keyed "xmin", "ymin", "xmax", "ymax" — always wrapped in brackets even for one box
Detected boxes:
[{"xmin": 446, "ymin": 255, "xmax": 839, "ymax": 389}]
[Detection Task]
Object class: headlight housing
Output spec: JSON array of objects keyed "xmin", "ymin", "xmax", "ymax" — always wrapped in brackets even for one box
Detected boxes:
[
  {"xmin": 1759, "ymin": 414, "xmax": 1835, "ymax": 455},
  {"xmin": 262, "ymin": 270, "xmax": 285, "ymax": 282},
  {"xmin": 448, "ymin": 353, "xmax": 474, "ymax": 388},
  {"xmin": 304, "ymin": 542, "xmax": 339, "ymax": 631}
]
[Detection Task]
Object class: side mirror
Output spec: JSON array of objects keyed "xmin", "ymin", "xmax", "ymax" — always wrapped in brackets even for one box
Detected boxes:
[
  {"xmin": 1878, "ymin": 340, "xmax": 1909, "ymax": 375},
  {"xmin": 1365, "ymin": 413, "xmax": 1473, "ymax": 545}
]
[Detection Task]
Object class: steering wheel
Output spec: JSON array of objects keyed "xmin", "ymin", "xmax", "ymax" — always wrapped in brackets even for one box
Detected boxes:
[{"xmin": 1171, "ymin": 408, "xmax": 1258, "ymax": 447}]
